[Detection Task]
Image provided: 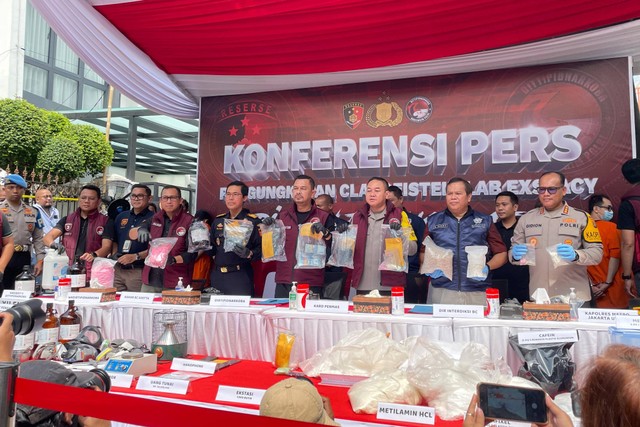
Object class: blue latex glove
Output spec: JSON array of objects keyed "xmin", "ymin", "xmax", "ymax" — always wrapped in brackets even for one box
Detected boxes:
[
  {"xmin": 557, "ymin": 244, "xmax": 577, "ymax": 261},
  {"xmin": 470, "ymin": 265, "xmax": 490, "ymax": 281},
  {"xmin": 511, "ymin": 244, "xmax": 528, "ymax": 261},
  {"xmin": 428, "ymin": 269, "xmax": 444, "ymax": 279}
]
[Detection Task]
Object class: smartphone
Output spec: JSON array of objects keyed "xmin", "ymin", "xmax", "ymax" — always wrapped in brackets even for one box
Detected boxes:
[{"xmin": 477, "ymin": 382, "xmax": 548, "ymax": 424}]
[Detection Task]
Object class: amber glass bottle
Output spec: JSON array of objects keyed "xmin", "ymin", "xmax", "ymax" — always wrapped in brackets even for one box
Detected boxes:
[
  {"xmin": 36, "ymin": 303, "xmax": 59, "ymax": 345},
  {"xmin": 59, "ymin": 300, "xmax": 82, "ymax": 343}
]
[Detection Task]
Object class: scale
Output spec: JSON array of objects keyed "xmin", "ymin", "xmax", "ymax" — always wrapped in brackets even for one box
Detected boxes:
[{"xmin": 104, "ymin": 353, "xmax": 158, "ymax": 377}]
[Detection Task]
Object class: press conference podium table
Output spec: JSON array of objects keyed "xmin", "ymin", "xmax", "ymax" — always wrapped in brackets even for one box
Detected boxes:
[
  {"xmin": 111, "ymin": 358, "xmax": 463, "ymax": 427},
  {"xmin": 44, "ymin": 297, "xmax": 615, "ymax": 374}
]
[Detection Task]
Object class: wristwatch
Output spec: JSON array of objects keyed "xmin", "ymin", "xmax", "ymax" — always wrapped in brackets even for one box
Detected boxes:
[
  {"xmin": 623, "ymin": 274, "xmax": 633, "ymax": 280},
  {"xmin": 573, "ymin": 252, "xmax": 580, "ymax": 262},
  {"xmin": 135, "ymin": 253, "xmax": 141, "ymax": 261}
]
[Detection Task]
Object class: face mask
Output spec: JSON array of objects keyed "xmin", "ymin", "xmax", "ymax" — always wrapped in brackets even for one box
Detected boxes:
[{"xmin": 603, "ymin": 210, "xmax": 614, "ymax": 221}]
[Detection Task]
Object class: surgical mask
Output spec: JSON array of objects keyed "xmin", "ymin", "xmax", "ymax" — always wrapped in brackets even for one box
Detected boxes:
[{"xmin": 603, "ymin": 210, "xmax": 614, "ymax": 221}]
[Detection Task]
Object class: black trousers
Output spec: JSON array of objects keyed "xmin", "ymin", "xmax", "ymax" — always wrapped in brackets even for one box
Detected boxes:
[
  {"xmin": 2, "ymin": 252, "xmax": 31, "ymax": 292},
  {"xmin": 211, "ymin": 268, "xmax": 254, "ymax": 296}
]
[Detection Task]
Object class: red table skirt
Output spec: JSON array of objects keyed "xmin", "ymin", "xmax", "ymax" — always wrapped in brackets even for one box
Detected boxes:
[{"xmin": 113, "ymin": 357, "xmax": 463, "ymax": 427}]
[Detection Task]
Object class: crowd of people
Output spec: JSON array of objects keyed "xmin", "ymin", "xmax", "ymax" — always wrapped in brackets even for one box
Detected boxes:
[{"xmin": 0, "ymin": 157, "xmax": 637, "ymax": 308}]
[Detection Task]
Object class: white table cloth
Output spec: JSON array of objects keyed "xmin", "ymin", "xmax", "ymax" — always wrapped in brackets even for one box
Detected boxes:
[
  {"xmin": 262, "ymin": 307, "xmax": 454, "ymax": 362},
  {"xmin": 452, "ymin": 317, "xmax": 612, "ymax": 374}
]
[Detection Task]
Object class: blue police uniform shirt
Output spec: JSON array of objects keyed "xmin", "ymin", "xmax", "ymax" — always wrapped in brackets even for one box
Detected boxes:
[{"xmin": 109, "ymin": 207, "xmax": 154, "ymax": 255}]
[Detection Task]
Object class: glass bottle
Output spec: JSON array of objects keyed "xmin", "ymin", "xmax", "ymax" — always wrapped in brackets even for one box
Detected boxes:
[
  {"xmin": 15, "ymin": 265, "xmax": 36, "ymax": 293},
  {"xmin": 59, "ymin": 300, "xmax": 82, "ymax": 344},
  {"xmin": 36, "ymin": 303, "xmax": 60, "ymax": 346},
  {"xmin": 68, "ymin": 256, "xmax": 87, "ymax": 288}
]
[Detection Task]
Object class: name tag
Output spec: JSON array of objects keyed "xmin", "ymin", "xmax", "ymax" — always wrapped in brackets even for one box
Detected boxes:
[
  {"xmin": 108, "ymin": 373, "xmax": 134, "ymax": 388},
  {"xmin": 209, "ymin": 295, "xmax": 251, "ymax": 307},
  {"xmin": 0, "ymin": 298, "xmax": 30, "ymax": 310},
  {"xmin": 171, "ymin": 357, "xmax": 217, "ymax": 374},
  {"xmin": 616, "ymin": 316, "xmax": 640, "ymax": 329},
  {"xmin": 518, "ymin": 330, "xmax": 578, "ymax": 345},
  {"xmin": 136, "ymin": 376, "xmax": 189, "ymax": 395},
  {"xmin": 305, "ymin": 299, "xmax": 349, "ymax": 313},
  {"xmin": 120, "ymin": 292, "xmax": 156, "ymax": 304},
  {"xmin": 1, "ymin": 290, "xmax": 32, "ymax": 300},
  {"xmin": 578, "ymin": 308, "xmax": 638, "ymax": 323},
  {"xmin": 216, "ymin": 385, "xmax": 265, "ymax": 405},
  {"xmin": 433, "ymin": 304, "xmax": 484, "ymax": 318},
  {"xmin": 68, "ymin": 292, "xmax": 103, "ymax": 305},
  {"xmin": 377, "ymin": 402, "xmax": 435, "ymax": 425}
]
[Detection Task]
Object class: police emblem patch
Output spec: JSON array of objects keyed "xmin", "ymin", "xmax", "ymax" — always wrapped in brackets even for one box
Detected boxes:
[
  {"xmin": 176, "ymin": 227, "xmax": 187, "ymax": 236},
  {"xmin": 405, "ymin": 96, "xmax": 433, "ymax": 123},
  {"xmin": 65, "ymin": 223, "xmax": 72, "ymax": 231},
  {"xmin": 96, "ymin": 226, "xmax": 104, "ymax": 236},
  {"xmin": 343, "ymin": 102, "xmax": 364, "ymax": 129}
]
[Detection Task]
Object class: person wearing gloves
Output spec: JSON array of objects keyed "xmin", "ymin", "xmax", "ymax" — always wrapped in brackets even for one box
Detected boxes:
[
  {"xmin": 263, "ymin": 174, "xmax": 335, "ymax": 298},
  {"xmin": 346, "ymin": 177, "xmax": 418, "ymax": 295},
  {"xmin": 423, "ymin": 177, "xmax": 507, "ymax": 305},
  {"xmin": 510, "ymin": 172, "xmax": 603, "ymax": 303},
  {"xmin": 132, "ymin": 185, "xmax": 195, "ymax": 292},
  {"xmin": 43, "ymin": 185, "xmax": 111, "ymax": 284},
  {"xmin": 209, "ymin": 181, "xmax": 261, "ymax": 296}
]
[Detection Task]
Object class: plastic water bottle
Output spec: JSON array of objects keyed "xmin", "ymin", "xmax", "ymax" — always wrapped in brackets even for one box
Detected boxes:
[
  {"xmin": 289, "ymin": 282, "xmax": 297, "ymax": 310},
  {"xmin": 569, "ymin": 287, "xmax": 578, "ymax": 321},
  {"xmin": 176, "ymin": 277, "xmax": 185, "ymax": 291}
]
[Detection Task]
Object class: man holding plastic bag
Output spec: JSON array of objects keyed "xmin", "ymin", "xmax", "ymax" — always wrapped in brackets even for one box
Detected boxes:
[
  {"xmin": 265, "ymin": 175, "xmax": 335, "ymax": 298},
  {"xmin": 422, "ymin": 177, "xmax": 507, "ymax": 305},
  {"xmin": 511, "ymin": 171, "xmax": 602, "ymax": 303},
  {"xmin": 209, "ymin": 181, "xmax": 261, "ymax": 296},
  {"xmin": 133, "ymin": 186, "xmax": 195, "ymax": 292},
  {"xmin": 347, "ymin": 177, "xmax": 417, "ymax": 295}
]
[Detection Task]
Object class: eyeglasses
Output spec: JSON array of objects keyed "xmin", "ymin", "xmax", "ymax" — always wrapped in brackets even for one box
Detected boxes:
[
  {"xmin": 536, "ymin": 187, "xmax": 562, "ymax": 195},
  {"xmin": 597, "ymin": 205, "xmax": 613, "ymax": 211},
  {"xmin": 225, "ymin": 192, "xmax": 243, "ymax": 198},
  {"xmin": 130, "ymin": 194, "xmax": 147, "ymax": 200},
  {"xmin": 161, "ymin": 195, "xmax": 179, "ymax": 202}
]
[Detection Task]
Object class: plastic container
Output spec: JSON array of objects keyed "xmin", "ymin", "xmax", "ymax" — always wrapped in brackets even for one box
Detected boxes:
[
  {"xmin": 391, "ymin": 286, "xmax": 404, "ymax": 316},
  {"xmin": 289, "ymin": 282, "xmax": 297, "ymax": 310},
  {"xmin": 296, "ymin": 283, "xmax": 310, "ymax": 311},
  {"xmin": 42, "ymin": 249, "xmax": 69, "ymax": 291},
  {"xmin": 609, "ymin": 326, "xmax": 640, "ymax": 348},
  {"xmin": 485, "ymin": 287, "xmax": 500, "ymax": 318},
  {"xmin": 55, "ymin": 277, "xmax": 71, "ymax": 302}
]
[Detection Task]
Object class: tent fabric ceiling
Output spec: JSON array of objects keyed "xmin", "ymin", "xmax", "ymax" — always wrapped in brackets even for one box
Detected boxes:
[{"xmin": 31, "ymin": 0, "xmax": 640, "ymax": 119}]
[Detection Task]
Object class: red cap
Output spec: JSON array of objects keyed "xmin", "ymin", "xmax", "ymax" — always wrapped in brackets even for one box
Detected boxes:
[
  {"xmin": 486, "ymin": 288, "xmax": 499, "ymax": 297},
  {"xmin": 297, "ymin": 283, "xmax": 310, "ymax": 291},
  {"xmin": 58, "ymin": 278, "xmax": 71, "ymax": 286}
]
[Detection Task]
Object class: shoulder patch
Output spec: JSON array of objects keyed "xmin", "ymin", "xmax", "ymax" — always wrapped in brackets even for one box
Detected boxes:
[
  {"xmin": 583, "ymin": 213, "xmax": 602, "ymax": 243},
  {"xmin": 216, "ymin": 213, "xmax": 226, "ymax": 217},
  {"xmin": 247, "ymin": 213, "xmax": 257, "ymax": 218}
]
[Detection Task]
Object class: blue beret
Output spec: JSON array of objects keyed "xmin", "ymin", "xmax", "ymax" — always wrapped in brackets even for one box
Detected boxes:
[{"xmin": 5, "ymin": 174, "xmax": 27, "ymax": 189}]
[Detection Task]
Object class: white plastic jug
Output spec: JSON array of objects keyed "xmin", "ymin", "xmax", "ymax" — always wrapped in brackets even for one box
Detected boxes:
[{"xmin": 42, "ymin": 248, "xmax": 69, "ymax": 291}]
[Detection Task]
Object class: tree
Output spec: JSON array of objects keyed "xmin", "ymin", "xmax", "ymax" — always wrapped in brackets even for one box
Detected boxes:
[
  {"xmin": 67, "ymin": 124, "xmax": 114, "ymax": 176},
  {"xmin": 36, "ymin": 135, "xmax": 86, "ymax": 181},
  {"xmin": 0, "ymin": 99, "xmax": 49, "ymax": 169}
]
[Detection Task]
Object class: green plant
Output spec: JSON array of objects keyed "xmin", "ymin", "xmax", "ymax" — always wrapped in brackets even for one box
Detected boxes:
[
  {"xmin": 0, "ymin": 99, "xmax": 49, "ymax": 168},
  {"xmin": 36, "ymin": 135, "xmax": 86, "ymax": 181},
  {"xmin": 68, "ymin": 124, "xmax": 114, "ymax": 175}
]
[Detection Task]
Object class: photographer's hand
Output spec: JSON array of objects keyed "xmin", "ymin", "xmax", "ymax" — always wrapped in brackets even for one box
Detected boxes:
[{"xmin": 0, "ymin": 312, "xmax": 15, "ymax": 362}]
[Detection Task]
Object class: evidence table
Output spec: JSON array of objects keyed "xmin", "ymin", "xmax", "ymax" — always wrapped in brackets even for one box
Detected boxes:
[
  {"xmin": 452, "ymin": 317, "xmax": 612, "ymax": 374},
  {"xmin": 48, "ymin": 299, "xmax": 615, "ymax": 374},
  {"xmin": 51, "ymin": 300, "xmax": 274, "ymax": 361},
  {"xmin": 262, "ymin": 307, "xmax": 455, "ymax": 362}
]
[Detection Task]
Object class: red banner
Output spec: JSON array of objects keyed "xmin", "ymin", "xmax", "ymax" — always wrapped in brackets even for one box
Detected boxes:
[{"xmin": 198, "ymin": 58, "xmax": 635, "ymax": 219}]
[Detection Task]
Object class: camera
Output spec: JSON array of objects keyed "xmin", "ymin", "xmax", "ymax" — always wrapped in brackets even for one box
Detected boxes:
[
  {"xmin": 80, "ymin": 368, "xmax": 112, "ymax": 392},
  {"xmin": 0, "ymin": 299, "xmax": 46, "ymax": 335}
]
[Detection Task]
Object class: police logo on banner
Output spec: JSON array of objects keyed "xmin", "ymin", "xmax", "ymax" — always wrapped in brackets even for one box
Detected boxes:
[
  {"xmin": 343, "ymin": 102, "xmax": 364, "ymax": 129},
  {"xmin": 405, "ymin": 96, "xmax": 433, "ymax": 123}
]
